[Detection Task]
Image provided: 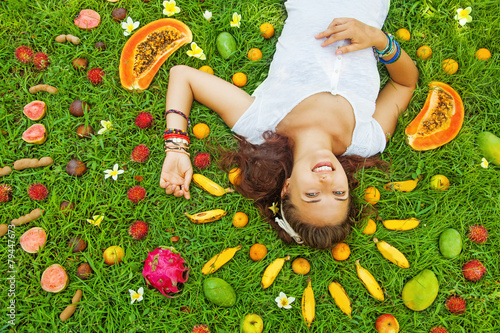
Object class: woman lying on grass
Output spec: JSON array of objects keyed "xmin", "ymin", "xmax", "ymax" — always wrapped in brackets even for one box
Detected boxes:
[{"xmin": 160, "ymin": 0, "xmax": 418, "ymax": 249}]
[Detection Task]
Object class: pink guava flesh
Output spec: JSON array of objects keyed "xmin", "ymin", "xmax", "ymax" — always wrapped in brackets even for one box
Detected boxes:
[
  {"xmin": 41, "ymin": 264, "xmax": 68, "ymax": 293},
  {"xmin": 23, "ymin": 101, "xmax": 46, "ymax": 120},
  {"xmin": 74, "ymin": 9, "xmax": 101, "ymax": 30},
  {"xmin": 20, "ymin": 227, "xmax": 47, "ymax": 253}
]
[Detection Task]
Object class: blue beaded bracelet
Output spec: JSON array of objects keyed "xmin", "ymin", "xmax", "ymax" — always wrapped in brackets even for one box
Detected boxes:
[
  {"xmin": 165, "ymin": 109, "xmax": 190, "ymax": 127},
  {"xmin": 375, "ymin": 32, "xmax": 393, "ymax": 55},
  {"xmin": 379, "ymin": 40, "xmax": 401, "ymax": 64}
]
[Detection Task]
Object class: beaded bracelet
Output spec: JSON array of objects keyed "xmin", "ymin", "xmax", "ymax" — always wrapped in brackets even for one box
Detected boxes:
[
  {"xmin": 379, "ymin": 40, "xmax": 401, "ymax": 64},
  {"xmin": 375, "ymin": 32, "xmax": 393, "ymax": 55},
  {"xmin": 163, "ymin": 129, "xmax": 190, "ymax": 143},
  {"xmin": 165, "ymin": 109, "xmax": 190, "ymax": 127},
  {"xmin": 165, "ymin": 138, "xmax": 190, "ymax": 147}
]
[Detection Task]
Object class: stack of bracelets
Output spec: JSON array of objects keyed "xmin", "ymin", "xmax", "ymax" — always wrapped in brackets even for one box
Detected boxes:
[
  {"xmin": 164, "ymin": 109, "xmax": 190, "ymax": 156},
  {"xmin": 375, "ymin": 32, "xmax": 401, "ymax": 64}
]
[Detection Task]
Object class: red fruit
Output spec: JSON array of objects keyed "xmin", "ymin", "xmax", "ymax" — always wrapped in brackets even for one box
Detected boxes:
[
  {"xmin": 192, "ymin": 325, "xmax": 210, "ymax": 333},
  {"xmin": 15, "ymin": 46, "xmax": 34, "ymax": 63},
  {"xmin": 87, "ymin": 68, "xmax": 105, "ymax": 85},
  {"xmin": 33, "ymin": 52, "xmax": 50, "ymax": 70},
  {"xmin": 430, "ymin": 327, "xmax": 448, "ymax": 333},
  {"xmin": 127, "ymin": 186, "xmax": 146, "ymax": 203},
  {"xmin": 131, "ymin": 144, "xmax": 150, "ymax": 163},
  {"xmin": 28, "ymin": 183, "xmax": 48, "ymax": 201},
  {"xmin": 134, "ymin": 175, "xmax": 144, "ymax": 182},
  {"xmin": 193, "ymin": 152, "xmax": 211, "ymax": 169},
  {"xmin": 445, "ymin": 296, "xmax": 466, "ymax": 314},
  {"xmin": 0, "ymin": 184, "xmax": 12, "ymax": 202},
  {"xmin": 468, "ymin": 225, "xmax": 488, "ymax": 244},
  {"xmin": 135, "ymin": 112, "xmax": 154, "ymax": 129},
  {"xmin": 128, "ymin": 220, "xmax": 149, "ymax": 240},
  {"xmin": 462, "ymin": 259, "xmax": 486, "ymax": 281}
]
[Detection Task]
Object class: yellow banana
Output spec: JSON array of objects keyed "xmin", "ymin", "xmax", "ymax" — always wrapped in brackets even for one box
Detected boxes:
[
  {"xmin": 373, "ymin": 238, "xmax": 410, "ymax": 268},
  {"xmin": 355, "ymin": 260, "xmax": 384, "ymax": 301},
  {"xmin": 301, "ymin": 277, "xmax": 315, "ymax": 328},
  {"xmin": 383, "ymin": 178, "xmax": 420, "ymax": 192},
  {"xmin": 201, "ymin": 244, "xmax": 242, "ymax": 275},
  {"xmin": 184, "ymin": 209, "xmax": 227, "ymax": 224},
  {"xmin": 261, "ymin": 255, "xmax": 290, "ymax": 289},
  {"xmin": 192, "ymin": 173, "xmax": 234, "ymax": 196},
  {"xmin": 328, "ymin": 281, "xmax": 352, "ymax": 318},
  {"xmin": 382, "ymin": 217, "xmax": 420, "ymax": 231}
]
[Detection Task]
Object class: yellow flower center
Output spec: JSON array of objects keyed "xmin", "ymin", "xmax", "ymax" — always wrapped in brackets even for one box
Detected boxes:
[{"xmin": 280, "ymin": 297, "xmax": 289, "ymax": 307}]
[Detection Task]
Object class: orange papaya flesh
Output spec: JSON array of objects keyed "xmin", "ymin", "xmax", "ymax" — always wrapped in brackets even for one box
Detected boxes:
[
  {"xmin": 405, "ymin": 81, "xmax": 464, "ymax": 151},
  {"xmin": 119, "ymin": 18, "xmax": 192, "ymax": 91}
]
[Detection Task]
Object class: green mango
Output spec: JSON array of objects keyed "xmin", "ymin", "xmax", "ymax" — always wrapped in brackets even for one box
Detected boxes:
[
  {"xmin": 402, "ymin": 269, "xmax": 439, "ymax": 311},
  {"xmin": 478, "ymin": 131, "xmax": 500, "ymax": 165},
  {"xmin": 216, "ymin": 32, "xmax": 237, "ymax": 59},
  {"xmin": 439, "ymin": 228, "xmax": 462, "ymax": 259},
  {"xmin": 203, "ymin": 277, "xmax": 236, "ymax": 307}
]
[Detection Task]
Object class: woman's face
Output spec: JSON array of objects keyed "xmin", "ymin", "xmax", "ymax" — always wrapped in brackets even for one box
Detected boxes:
[{"xmin": 284, "ymin": 149, "xmax": 350, "ymax": 226}]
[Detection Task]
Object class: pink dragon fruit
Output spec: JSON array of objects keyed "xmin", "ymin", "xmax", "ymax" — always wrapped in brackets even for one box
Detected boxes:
[{"xmin": 142, "ymin": 247, "xmax": 189, "ymax": 297}]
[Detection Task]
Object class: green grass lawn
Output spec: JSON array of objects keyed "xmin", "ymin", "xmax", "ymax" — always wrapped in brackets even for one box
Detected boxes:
[{"xmin": 1, "ymin": 0, "xmax": 499, "ymax": 332}]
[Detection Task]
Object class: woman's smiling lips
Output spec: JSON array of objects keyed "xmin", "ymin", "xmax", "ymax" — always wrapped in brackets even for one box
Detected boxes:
[{"xmin": 312, "ymin": 161, "xmax": 334, "ymax": 172}]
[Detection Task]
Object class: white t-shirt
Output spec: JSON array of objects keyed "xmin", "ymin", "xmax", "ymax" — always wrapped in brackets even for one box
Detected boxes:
[{"xmin": 231, "ymin": 0, "xmax": 390, "ymax": 158}]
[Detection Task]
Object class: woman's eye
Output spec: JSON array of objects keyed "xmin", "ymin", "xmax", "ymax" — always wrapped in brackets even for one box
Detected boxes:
[
  {"xmin": 334, "ymin": 191, "xmax": 345, "ymax": 196},
  {"xmin": 306, "ymin": 193, "xmax": 318, "ymax": 197}
]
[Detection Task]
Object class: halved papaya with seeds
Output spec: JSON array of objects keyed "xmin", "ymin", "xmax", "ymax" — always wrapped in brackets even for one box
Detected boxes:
[
  {"xmin": 119, "ymin": 18, "xmax": 192, "ymax": 91},
  {"xmin": 405, "ymin": 81, "xmax": 464, "ymax": 151}
]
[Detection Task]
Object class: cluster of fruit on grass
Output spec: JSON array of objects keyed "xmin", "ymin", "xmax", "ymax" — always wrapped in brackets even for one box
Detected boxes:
[
  {"xmin": 15, "ymin": 46, "xmax": 49, "ymax": 70},
  {"xmin": 0, "ymin": 183, "xmax": 49, "ymax": 202}
]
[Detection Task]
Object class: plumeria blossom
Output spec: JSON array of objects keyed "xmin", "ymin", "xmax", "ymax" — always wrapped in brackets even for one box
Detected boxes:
[
  {"xmin": 230, "ymin": 12, "xmax": 241, "ymax": 28},
  {"xmin": 186, "ymin": 42, "xmax": 206, "ymax": 60},
  {"xmin": 87, "ymin": 215, "xmax": 104, "ymax": 227},
  {"xmin": 97, "ymin": 120, "xmax": 112, "ymax": 135},
  {"xmin": 163, "ymin": 0, "xmax": 180, "ymax": 17},
  {"xmin": 129, "ymin": 287, "xmax": 144, "ymax": 304},
  {"xmin": 203, "ymin": 10, "xmax": 212, "ymax": 22},
  {"xmin": 481, "ymin": 157, "xmax": 489, "ymax": 169},
  {"xmin": 104, "ymin": 164, "xmax": 125, "ymax": 181},
  {"xmin": 121, "ymin": 17, "xmax": 140, "ymax": 36},
  {"xmin": 268, "ymin": 202, "xmax": 279, "ymax": 215},
  {"xmin": 454, "ymin": 7, "xmax": 472, "ymax": 26},
  {"xmin": 275, "ymin": 292, "xmax": 295, "ymax": 309}
]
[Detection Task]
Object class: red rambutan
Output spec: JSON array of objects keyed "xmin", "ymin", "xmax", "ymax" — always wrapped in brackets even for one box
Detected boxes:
[
  {"xmin": 128, "ymin": 220, "xmax": 149, "ymax": 240},
  {"xmin": 135, "ymin": 112, "xmax": 154, "ymax": 129},
  {"xmin": 127, "ymin": 186, "xmax": 146, "ymax": 203},
  {"xmin": 131, "ymin": 144, "xmax": 150, "ymax": 163},
  {"xmin": 192, "ymin": 325, "xmax": 210, "ymax": 333},
  {"xmin": 429, "ymin": 327, "xmax": 448, "ymax": 333},
  {"xmin": 445, "ymin": 296, "xmax": 466, "ymax": 314},
  {"xmin": 27, "ymin": 183, "xmax": 48, "ymax": 201},
  {"xmin": 87, "ymin": 68, "xmax": 105, "ymax": 85},
  {"xmin": 0, "ymin": 184, "xmax": 13, "ymax": 202},
  {"xmin": 468, "ymin": 225, "xmax": 488, "ymax": 244},
  {"xmin": 193, "ymin": 152, "xmax": 211, "ymax": 169},
  {"xmin": 33, "ymin": 52, "xmax": 50, "ymax": 69},
  {"xmin": 15, "ymin": 46, "xmax": 34, "ymax": 63},
  {"xmin": 462, "ymin": 259, "xmax": 486, "ymax": 282}
]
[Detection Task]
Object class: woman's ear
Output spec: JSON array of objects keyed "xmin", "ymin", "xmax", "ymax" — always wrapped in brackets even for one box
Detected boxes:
[{"xmin": 281, "ymin": 178, "xmax": 290, "ymax": 198}]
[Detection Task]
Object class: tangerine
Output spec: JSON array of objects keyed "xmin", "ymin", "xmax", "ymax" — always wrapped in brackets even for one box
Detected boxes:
[
  {"xmin": 248, "ymin": 48, "xmax": 263, "ymax": 61},
  {"xmin": 475, "ymin": 48, "xmax": 491, "ymax": 60},
  {"xmin": 331, "ymin": 243, "xmax": 350, "ymax": 261},
  {"xmin": 291, "ymin": 258, "xmax": 311, "ymax": 275},
  {"xmin": 259, "ymin": 23, "xmax": 275, "ymax": 39},
  {"xmin": 232, "ymin": 72, "xmax": 247, "ymax": 87},
  {"xmin": 416, "ymin": 45, "xmax": 432, "ymax": 60},
  {"xmin": 232, "ymin": 212, "xmax": 249, "ymax": 228},
  {"xmin": 249, "ymin": 243, "xmax": 267, "ymax": 261},
  {"xmin": 199, "ymin": 65, "xmax": 214, "ymax": 75},
  {"xmin": 192, "ymin": 123, "xmax": 210, "ymax": 139},
  {"xmin": 228, "ymin": 167, "xmax": 242, "ymax": 186},
  {"xmin": 364, "ymin": 186, "xmax": 380, "ymax": 205},
  {"xmin": 395, "ymin": 28, "xmax": 411, "ymax": 41},
  {"xmin": 442, "ymin": 59, "xmax": 458, "ymax": 75},
  {"xmin": 362, "ymin": 219, "xmax": 377, "ymax": 235}
]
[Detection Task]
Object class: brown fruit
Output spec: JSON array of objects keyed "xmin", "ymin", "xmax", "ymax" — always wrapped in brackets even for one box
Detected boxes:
[
  {"xmin": 68, "ymin": 237, "xmax": 87, "ymax": 253},
  {"xmin": 59, "ymin": 201, "xmax": 75, "ymax": 214},
  {"xmin": 76, "ymin": 263, "xmax": 93, "ymax": 280},
  {"xmin": 76, "ymin": 124, "xmax": 94, "ymax": 139},
  {"xmin": 111, "ymin": 8, "xmax": 127, "ymax": 22},
  {"xmin": 72, "ymin": 57, "xmax": 88, "ymax": 70},
  {"xmin": 69, "ymin": 100, "xmax": 89, "ymax": 117},
  {"xmin": 95, "ymin": 41, "xmax": 106, "ymax": 51},
  {"xmin": 66, "ymin": 159, "xmax": 87, "ymax": 177}
]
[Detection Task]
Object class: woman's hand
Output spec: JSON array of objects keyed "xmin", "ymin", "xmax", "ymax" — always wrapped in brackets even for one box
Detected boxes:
[
  {"xmin": 315, "ymin": 18, "xmax": 386, "ymax": 55},
  {"xmin": 159, "ymin": 152, "xmax": 193, "ymax": 199}
]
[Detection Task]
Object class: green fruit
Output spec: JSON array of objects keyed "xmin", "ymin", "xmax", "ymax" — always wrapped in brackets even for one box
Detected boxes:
[
  {"xmin": 439, "ymin": 228, "xmax": 462, "ymax": 259},
  {"xmin": 216, "ymin": 32, "xmax": 237, "ymax": 59},
  {"xmin": 203, "ymin": 277, "xmax": 236, "ymax": 307},
  {"xmin": 402, "ymin": 269, "xmax": 439, "ymax": 311},
  {"xmin": 478, "ymin": 131, "xmax": 500, "ymax": 165}
]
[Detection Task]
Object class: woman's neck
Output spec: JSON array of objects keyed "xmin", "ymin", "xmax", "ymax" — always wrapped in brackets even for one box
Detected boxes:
[{"xmin": 289, "ymin": 127, "xmax": 335, "ymax": 160}]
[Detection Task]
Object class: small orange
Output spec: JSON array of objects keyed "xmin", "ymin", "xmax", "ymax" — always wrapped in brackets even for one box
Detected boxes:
[
  {"xmin": 416, "ymin": 45, "xmax": 432, "ymax": 60},
  {"xmin": 247, "ymin": 48, "xmax": 263, "ymax": 61},
  {"xmin": 364, "ymin": 186, "xmax": 380, "ymax": 205},
  {"xmin": 199, "ymin": 65, "xmax": 214, "ymax": 75},
  {"xmin": 362, "ymin": 219, "xmax": 377, "ymax": 235},
  {"xmin": 475, "ymin": 48, "xmax": 491, "ymax": 60},
  {"xmin": 395, "ymin": 28, "xmax": 411, "ymax": 41},
  {"xmin": 192, "ymin": 123, "xmax": 210, "ymax": 139},
  {"xmin": 232, "ymin": 212, "xmax": 249, "ymax": 228},
  {"xmin": 331, "ymin": 243, "xmax": 350, "ymax": 261},
  {"xmin": 232, "ymin": 72, "xmax": 247, "ymax": 87},
  {"xmin": 249, "ymin": 243, "xmax": 267, "ymax": 261},
  {"xmin": 228, "ymin": 167, "xmax": 242, "ymax": 186},
  {"xmin": 291, "ymin": 258, "xmax": 311, "ymax": 275},
  {"xmin": 442, "ymin": 59, "xmax": 458, "ymax": 75},
  {"xmin": 259, "ymin": 23, "xmax": 275, "ymax": 39}
]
